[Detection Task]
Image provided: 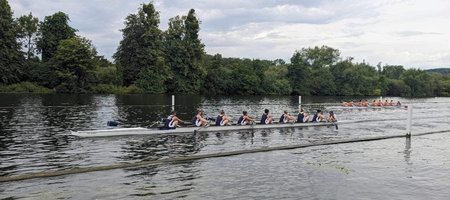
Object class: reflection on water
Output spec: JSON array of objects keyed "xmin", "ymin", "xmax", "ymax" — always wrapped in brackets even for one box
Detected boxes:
[
  {"xmin": 120, "ymin": 133, "xmax": 208, "ymax": 162},
  {"xmin": 1, "ymin": 94, "xmax": 450, "ymax": 199}
]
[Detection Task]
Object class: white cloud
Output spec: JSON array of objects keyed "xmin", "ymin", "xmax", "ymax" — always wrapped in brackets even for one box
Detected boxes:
[{"xmin": 9, "ymin": 0, "xmax": 450, "ymax": 69}]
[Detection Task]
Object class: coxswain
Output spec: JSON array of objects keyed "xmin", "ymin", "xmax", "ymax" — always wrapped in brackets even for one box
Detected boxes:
[
  {"xmin": 297, "ymin": 108, "xmax": 310, "ymax": 123},
  {"xmin": 237, "ymin": 111, "xmax": 253, "ymax": 125},
  {"xmin": 327, "ymin": 111, "xmax": 337, "ymax": 122},
  {"xmin": 279, "ymin": 110, "xmax": 295, "ymax": 123},
  {"xmin": 260, "ymin": 109, "xmax": 273, "ymax": 124},
  {"xmin": 216, "ymin": 110, "xmax": 231, "ymax": 126},
  {"xmin": 396, "ymin": 101, "xmax": 402, "ymax": 106},
  {"xmin": 192, "ymin": 110, "xmax": 209, "ymax": 127},
  {"xmin": 164, "ymin": 111, "xmax": 181, "ymax": 128}
]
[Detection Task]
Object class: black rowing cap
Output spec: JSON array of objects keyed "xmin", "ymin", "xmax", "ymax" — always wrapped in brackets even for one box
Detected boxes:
[{"xmin": 107, "ymin": 121, "xmax": 119, "ymax": 126}]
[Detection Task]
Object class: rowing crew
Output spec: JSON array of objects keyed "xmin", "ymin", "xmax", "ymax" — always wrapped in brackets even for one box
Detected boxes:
[
  {"xmin": 342, "ymin": 99, "xmax": 401, "ymax": 107},
  {"xmin": 163, "ymin": 109, "xmax": 337, "ymax": 128}
]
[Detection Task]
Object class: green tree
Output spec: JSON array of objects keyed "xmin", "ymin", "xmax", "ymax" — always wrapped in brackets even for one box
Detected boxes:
[
  {"xmin": 288, "ymin": 46, "xmax": 341, "ymax": 95},
  {"xmin": 229, "ymin": 61, "xmax": 260, "ymax": 95},
  {"xmin": 114, "ymin": 2, "xmax": 169, "ymax": 92},
  {"xmin": 382, "ymin": 65, "xmax": 405, "ymax": 79},
  {"xmin": 164, "ymin": 9, "xmax": 205, "ymax": 93},
  {"xmin": 400, "ymin": 68, "xmax": 432, "ymax": 96},
  {"xmin": 183, "ymin": 8, "xmax": 207, "ymax": 93},
  {"xmin": 0, "ymin": 0, "xmax": 23, "ymax": 84},
  {"xmin": 310, "ymin": 67, "xmax": 336, "ymax": 95},
  {"xmin": 17, "ymin": 12, "xmax": 39, "ymax": 60},
  {"xmin": 262, "ymin": 65, "xmax": 291, "ymax": 95},
  {"xmin": 251, "ymin": 59, "xmax": 271, "ymax": 94},
  {"xmin": 202, "ymin": 54, "xmax": 234, "ymax": 94},
  {"xmin": 288, "ymin": 50, "xmax": 311, "ymax": 95},
  {"xmin": 387, "ymin": 79, "xmax": 410, "ymax": 96},
  {"xmin": 90, "ymin": 56, "xmax": 116, "ymax": 85},
  {"xmin": 331, "ymin": 60, "xmax": 380, "ymax": 96},
  {"xmin": 37, "ymin": 12, "xmax": 76, "ymax": 62},
  {"xmin": 164, "ymin": 15, "xmax": 188, "ymax": 92},
  {"xmin": 49, "ymin": 36, "xmax": 96, "ymax": 93},
  {"xmin": 302, "ymin": 45, "xmax": 340, "ymax": 68},
  {"xmin": 330, "ymin": 60, "xmax": 352, "ymax": 95},
  {"xmin": 436, "ymin": 75, "xmax": 450, "ymax": 96}
]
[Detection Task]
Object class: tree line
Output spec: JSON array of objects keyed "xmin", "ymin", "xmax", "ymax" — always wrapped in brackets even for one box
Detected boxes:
[{"xmin": 1, "ymin": 0, "xmax": 449, "ymax": 96}]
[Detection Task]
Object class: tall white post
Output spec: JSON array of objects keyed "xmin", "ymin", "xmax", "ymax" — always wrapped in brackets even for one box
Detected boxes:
[
  {"xmin": 407, "ymin": 105, "xmax": 413, "ymax": 136},
  {"xmin": 171, "ymin": 95, "xmax": 175, "ymax": 111},
  {"xmin": 298, "ymin": 96, "xmax": 302, "ymax": 110},
  {"xmin": 380, "ymin": 96, "xmax": 383, "ymax": 102}
]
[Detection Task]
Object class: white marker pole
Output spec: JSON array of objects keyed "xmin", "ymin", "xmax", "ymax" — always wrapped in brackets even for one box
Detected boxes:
[
  {"xmin": 407, "ymin": 105, "xmax": 413, "ymax": 137},
  {"xmin": 172, "ymin": 95, "xmax": 175, "ymax": 111},
  {"xmin": 298, "ymin": 96, "xmax": 302, "ymax": 110}
]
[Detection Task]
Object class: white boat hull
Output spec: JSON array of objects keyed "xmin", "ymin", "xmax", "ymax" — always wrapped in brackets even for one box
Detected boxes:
[{"xmin": 71, "ymin": 122, "xmax": 337, "ymax": 138}]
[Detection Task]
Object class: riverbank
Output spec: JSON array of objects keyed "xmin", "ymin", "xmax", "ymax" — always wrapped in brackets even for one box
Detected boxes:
[{"xmin": 0, "ymin": 82, "xmax": 143, "ymax": 94}]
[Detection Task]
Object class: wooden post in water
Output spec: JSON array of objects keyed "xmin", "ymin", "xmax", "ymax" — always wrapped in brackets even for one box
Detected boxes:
[
  {"xmin": 172, "ymin": 95, "xmax": 175, "ymax": 111},
  {"xmin": 406, "ymin": 105, "xmax": 413, "ymax": 137}
]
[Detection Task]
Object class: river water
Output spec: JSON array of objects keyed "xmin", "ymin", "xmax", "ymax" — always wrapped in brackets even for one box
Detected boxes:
[{"xmin": 1, "ymin": 94, "xmax": 450, "ymax": 199}]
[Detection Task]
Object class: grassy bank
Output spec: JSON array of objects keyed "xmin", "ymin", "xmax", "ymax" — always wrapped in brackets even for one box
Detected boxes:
[
  {"xmin": 0, "ymin": 82, "xmax": 146, "ymax": 94},
  {"xmin": 0, "ymin": 82, "xmax": 53, "ymax": 93}
]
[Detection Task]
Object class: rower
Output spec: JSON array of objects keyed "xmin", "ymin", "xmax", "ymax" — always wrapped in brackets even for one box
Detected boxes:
[
  {"xmin": 389, "ymin": 100, "xmax": 394, "ymax": 106},
  {"xmin": 163, "ymin": 111, "xmax": 181, "ymax": 128},
  {"xmin": 342, "ymin": 101, "xmax": 347, "ymax": 107},
  {"xmin": 312, "ymin": 110, "xmax": 325, "ymax": 122},
  {"xmin": 279, "ymin": 110, "xmax": 295, "ymax": 123},
  {"xmin": 327, "ymin": 111, "xmax": 337, "ymax": 122},
  {"xmin": 384, "ymin": 100, "xmax": 389, "ymax": 106},
  {"xmin": 216, "ymin": 110, "xmax": 231, "ymax": 126},
  {"xmin": 363, "ymin": 100, "xmax": 369, "ymax": 107},
  {"xmin": 192, "ymin": 110, "xmax": 209, "ymax": 127},
  {"xmin": 348, "ymin": 100, "xmax": 354, "ymax": 107},
  {"xmin": 237, "ymin": 111, "xmax": 253, "ymax": 125},
  {"xmin": 377, "ymin": 99, "xmax": 382, "ymax": 107},
  {"xmin": 297, "ymin": 108, "xmax": 310, "ymax": 123},
  {"xmin": 370, "ymin": 100, "xmax": 376, "ymax": 107},
  {"xmin": 260, "ymin": 109, "xmax": 273, "ymax": 124}
]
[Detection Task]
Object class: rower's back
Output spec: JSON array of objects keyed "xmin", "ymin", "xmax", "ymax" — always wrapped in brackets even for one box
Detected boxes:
[{"xmin": 215, "ymin": 114, "xmax": 223, "ymax": 126}]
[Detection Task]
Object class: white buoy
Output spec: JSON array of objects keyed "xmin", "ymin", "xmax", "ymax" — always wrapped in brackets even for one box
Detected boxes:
[
  {"xmin": 172, "ymin": 95, "xmax": 175, "ymax": 111},
  {"xmin": 407, "ymin": 105, "xmax": 413, "ymax": 136}
]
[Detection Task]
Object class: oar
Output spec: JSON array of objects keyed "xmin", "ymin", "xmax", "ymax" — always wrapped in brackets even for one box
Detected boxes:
[
  {"xmin": 194, "ymin": 121, "xmax": 210, "ymax": 133},
  {"xmin": 251, "ymin": 120, "xmax": 257, "ymax": 128},
  {"xmin": 148, "ymin": 121, "xmax": 161, "ymax": 128}
]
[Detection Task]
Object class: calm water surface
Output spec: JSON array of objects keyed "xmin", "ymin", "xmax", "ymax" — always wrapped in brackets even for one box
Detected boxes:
[{"xmin": 1, "ymin": 94, "xmax": 450, "ymax": 199}]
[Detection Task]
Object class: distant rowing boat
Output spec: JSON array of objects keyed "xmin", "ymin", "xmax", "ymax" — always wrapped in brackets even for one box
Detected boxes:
[
  {"xmin": 71, "ymin": 121, "xmax": 338, "ymax": 138},
  {"xmin": 327, "ymin": 105, "xmax": 407, "ymax": 110}
]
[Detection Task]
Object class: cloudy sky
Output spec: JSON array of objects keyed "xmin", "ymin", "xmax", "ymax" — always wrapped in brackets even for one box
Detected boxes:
[{"xmin": 9, "ymin": 0, "xmax": 450, "ymax": 69}]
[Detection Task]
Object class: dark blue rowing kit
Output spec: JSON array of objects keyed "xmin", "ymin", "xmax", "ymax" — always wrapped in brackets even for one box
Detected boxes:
[{"xmin": 260, "ymin": 113, "xmax": 268, "ymax": 124}]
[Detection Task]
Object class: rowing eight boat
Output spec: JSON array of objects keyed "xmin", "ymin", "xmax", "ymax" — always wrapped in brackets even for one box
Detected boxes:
[
  {"xmin": 327, "ymin": 105, "xmax": 407, "ymax": 110},
  {"xmin": 71, "ymin": 122, "xmax": 337, "ymax": 138}
]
